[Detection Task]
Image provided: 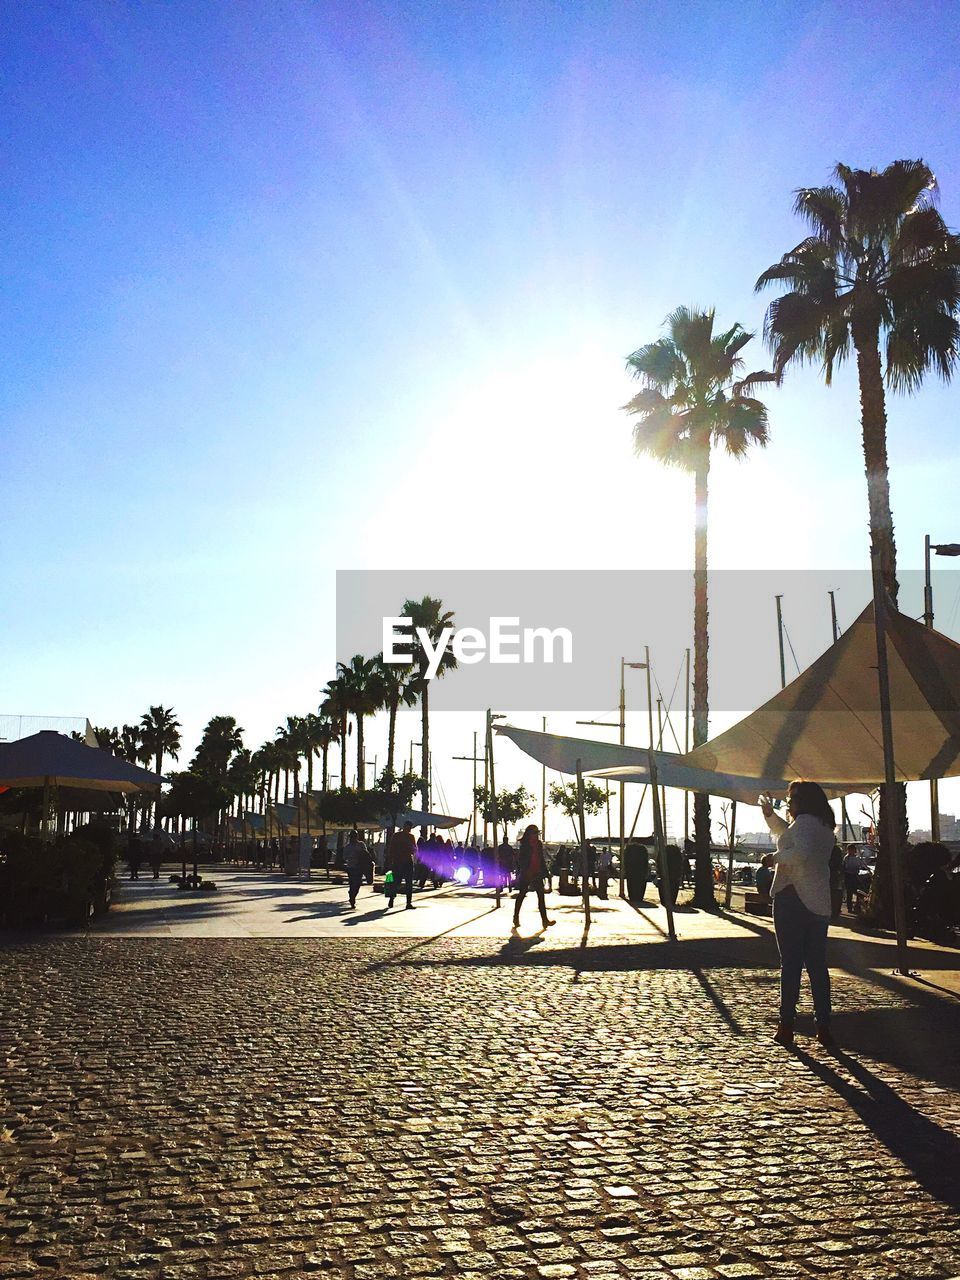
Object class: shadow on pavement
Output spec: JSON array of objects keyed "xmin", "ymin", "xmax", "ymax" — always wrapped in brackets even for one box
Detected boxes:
[{"xmin": 793, "ymin": 1044, "xmax": 960, "ymax": 1209}]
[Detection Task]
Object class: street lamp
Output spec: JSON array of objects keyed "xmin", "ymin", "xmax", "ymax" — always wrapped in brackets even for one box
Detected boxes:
[
  {"xmin": 922, "ymin": 535, "xmax": 960, "ymax": 840},
  {"xmin": 577, "ymin": 657, "xmax": 645, "ymax": 895}
]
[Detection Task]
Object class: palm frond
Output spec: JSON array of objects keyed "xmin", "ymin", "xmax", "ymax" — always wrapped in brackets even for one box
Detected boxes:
[
  {"xmin": 885, "ymin": 308, "xmax": 960, "ymax": 391},
  {"xmin": 625, "ymin": 338, "xmax": 684, "ymax": 389},
  {"xmin": 621, "ymin": 386, "xmax": 669, "ymax": 416},
  {"xmin": 793, "ymin": 184, "xmax": 846, "ymax": 245},
  {"xmin": 733, "ymin": 368, "xmax": 779, "ymax": 395},
  {"xmin": 666, "ymin": 306, "xmax": 716, "ymax": 367}
]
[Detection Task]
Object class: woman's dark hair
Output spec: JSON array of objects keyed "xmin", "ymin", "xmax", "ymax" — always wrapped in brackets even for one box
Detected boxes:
[
  {"xmin": 518, "ymin": 824, "xmax": 540, "ymax": 849},
  {"xmin": 787, "ymin": 780, "xmax": 835, "ymax": 830}
]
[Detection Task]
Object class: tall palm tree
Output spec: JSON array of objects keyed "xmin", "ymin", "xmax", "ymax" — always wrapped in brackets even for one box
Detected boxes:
[
  {"xmin": 92, "ymin": 725, "xmax": 121, "ymax": 754},
  {"xmin": 375, "ymin": 652, "xmax": 418, "ymax": 779},
  {"xmin": 139, "ymin": 705, "xmax": 182, "ymax": 827},
  {"xmin": 336, "ymin": 655, "xmax": 385, "ymax": 791},
  {"xmin": 402, "ymin": 596, "xmax": 458, "ymax": 813},
  {"xmin": 756, "ymin": 159, "xmax": 960, "ymax": 919},
  {"xmin": 321, "ymin": 676, "xmax": 352, "ymax": 790},
  {"xmin": 139, "ymin": 706, "xmax": 181, "ymax": 781},
  {"xmin": 311, "ymin": 713, "xmax": 338, "ymax": 794},
  {"xmin": 623, "ymin": 306, "xmax": 770, "ymax": 908}
]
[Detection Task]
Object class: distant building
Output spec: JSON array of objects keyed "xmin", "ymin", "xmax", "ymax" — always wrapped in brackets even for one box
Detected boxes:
[{"xmin": 0, "ymin": 714, "xmax": 93, "ymax": 743}]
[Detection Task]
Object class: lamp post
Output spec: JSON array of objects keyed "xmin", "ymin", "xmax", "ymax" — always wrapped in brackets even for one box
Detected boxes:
[
  {"xmin": 577, "ymin": 657, "xmax": 645, "ymax": 895},
  {"xmin": 922, "ymin": 536, "xmax": 960, "ymax": 840},
  {"xmin": 453, "ymin": 731, "xmax": 484, "ymax": 843},
  {"xmin": 775, "ymin": 594, "xmax": 786, "ymax": 689}
]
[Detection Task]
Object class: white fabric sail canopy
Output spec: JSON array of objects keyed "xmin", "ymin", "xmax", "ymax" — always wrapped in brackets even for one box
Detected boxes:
[
  {"xmin": 685, "ymin": 601, "xmax": 960, "ymax": 786},
  {"xmin": 494, "ymin": 724, "xmax": 822, "ymax": 802},
  {"xmin": 496, "ymin": 601, "xmax": 960, "ymax": 799}
]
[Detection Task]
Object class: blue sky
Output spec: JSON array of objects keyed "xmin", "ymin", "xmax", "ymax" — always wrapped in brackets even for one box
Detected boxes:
[{"xmin": 3, "ymin": 1, "xmax": 960, "ymax": 829}]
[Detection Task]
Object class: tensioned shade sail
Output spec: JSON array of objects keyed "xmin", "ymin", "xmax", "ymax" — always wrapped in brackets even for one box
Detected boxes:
[
  {"xmin": 499, "ymin": 601, "xmax": 960, "ymax": 796},
  {"xmin": 0, "ymin": 731, "xmax": 163, "ymax": 794},
  {"xmin": 685, "ymin": 601, "xmax": 960, "ymax": 786},
  {"xmin": 494, "ymin": 724, "xmax": 824, "ymax": 803}
]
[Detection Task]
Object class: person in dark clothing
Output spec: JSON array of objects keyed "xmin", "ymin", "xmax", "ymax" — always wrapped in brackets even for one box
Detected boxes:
[
  {"xmin": 512, "ymin": 825, "xmax": 555, "ymax": 930},
  {"xmin": 148, "ymin": 830, "xmax": 164, "ymax": 880},
  {"xmin": 755, "ymin": 854, "xmax": 774, "ymax": 902},
  {"xmin": 127, "ymin": 839, "xmax": 142, "ymax": 880},
  {"xmin": 343, "ymin": 829, "xmax": 371, "ymax": 908},
  {"xmin": 385, "ymin": 821, "xmax": 417, "ymax": 909}
]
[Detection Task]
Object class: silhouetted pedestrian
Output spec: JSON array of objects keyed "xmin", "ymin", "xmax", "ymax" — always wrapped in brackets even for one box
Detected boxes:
[
  {"xmin": 512, "ymin": 825, "xmax": 554, "ymax": 931},
  {"xmin": 385, "ymin": 821, "xmax": 416, "ymax": 909}
]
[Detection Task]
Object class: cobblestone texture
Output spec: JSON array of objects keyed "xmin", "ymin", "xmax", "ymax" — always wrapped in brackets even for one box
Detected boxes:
[{"xmin": 1, "ymin": 936, "xmax": 959, "ymax": 1279}]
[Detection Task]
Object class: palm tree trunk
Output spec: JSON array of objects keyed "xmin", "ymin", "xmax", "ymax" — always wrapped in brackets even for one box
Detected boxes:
[
  {"xmin": 692, "ymin": 445, "xmax": 716, "ymax": 909},
  {"xmin": 387, "ymin": 699, "xmax": 398, "ymax": 777},
  {"xmin": 357, "ymin": 714, "xmax": 365, "ymax": 791},
  {"xmin": 340, "ymin": 718, "xmax": 347, "ymax": 789},
  {"xmin": 854, "ymin": 328, "xmax": 907, "ymax": 927},
  {"xmin": 322, "ymin": 745, "xmax": 329, "ymax": 794},
  {"xmin": 421, "ymin": 682, "xmax": 430, "ymax": 812}
]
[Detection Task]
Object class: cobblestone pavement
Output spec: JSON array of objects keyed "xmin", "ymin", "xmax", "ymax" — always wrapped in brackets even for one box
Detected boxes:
[{"xmin": 2, "ymin": 934, "xmax": 960, "ymax": 1280}]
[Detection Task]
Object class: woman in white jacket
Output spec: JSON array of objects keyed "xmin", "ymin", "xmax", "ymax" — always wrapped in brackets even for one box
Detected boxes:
[{"xmin": 760, "ymin": 781, "xmax": 836, "ymax": 1047}]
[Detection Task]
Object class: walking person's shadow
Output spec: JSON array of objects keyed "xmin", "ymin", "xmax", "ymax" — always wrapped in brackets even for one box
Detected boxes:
[{"xmin": 793, "ymin": 1044, "xmax": 960, "ymax": 1209}]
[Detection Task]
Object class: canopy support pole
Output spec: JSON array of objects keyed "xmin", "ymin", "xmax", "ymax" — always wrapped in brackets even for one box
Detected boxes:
[
  {"xmin": 648, "ymin": 749, "xmax": 676, "ymax": 941},
  {"xmin": 575, "ymin": 759, "xmax": 590, "ymax": 930},
  {"xmin": 871, "ymin": 549, "xmax": 910, "ymax": 975},
  {"xmin": 724, "ymin": 800, "xmax": 738, "ymax": 909}
]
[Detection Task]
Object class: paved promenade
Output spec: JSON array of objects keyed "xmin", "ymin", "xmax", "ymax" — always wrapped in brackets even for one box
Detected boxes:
[{"xmin": 1, "ymin": 873, "xmax": 959, "ymax": 1279}]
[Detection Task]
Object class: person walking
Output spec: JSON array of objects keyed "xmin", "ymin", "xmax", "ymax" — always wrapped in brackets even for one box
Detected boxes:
[
  {"xmin": 761, "ymin": 782, "xmax": 836, "ymax": 1048},
  {"xmin": 148, "ymin": 829, "xmax": 164, "ymax": 880},
  {"xmin": 842, "ymin": 846, "xmax": 865, "ymax": 913},
  {"xmin": 597, "ymin": 845, "xmax": 613, "ymax": 899},
  {"xmin": 385, "ymin": 821, "xmax": 417, "ymax": 909},
  {"xmin": 343, "ymin": 828, "xmax": 371, "ymax": 908},
  {"xmin": 512, "ymin": 824, "xmax": 555, "ymax": 931}
]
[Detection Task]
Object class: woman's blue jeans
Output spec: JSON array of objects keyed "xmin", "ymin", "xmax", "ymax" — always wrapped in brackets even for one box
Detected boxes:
[{"xmin": 773, "ymin": 885, "xmax": 831, "ymax": 1026}]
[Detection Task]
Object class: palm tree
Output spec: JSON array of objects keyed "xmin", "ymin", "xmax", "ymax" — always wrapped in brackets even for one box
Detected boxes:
[
  {"xmin": 92, "ymin": 725, "xmax": 121, "ymax": 754},
  {"xmin": 139, "ymin": 706, "xmax": 182, "ymax": 827},
  {"xmin": 336, "ymin": 655, "xmax": 385, "ymax": 791},
  {"xmin": 139, "ymin": 706, "xmax": 181, "ymax": 780},
  {"xmin": 311, "ymin": 713, "xmax": 338, "ymax": 794},
  {"xmin": 375, "ymin": 652, "xmax": 418, "ymax": 779},
  {"xmin": 321, "ymin": 676, "xmax": 352, "ymax": 790},
  {"xmin": 402, "ymin": 596, "xmax": 459, "ymax": 812},
  {"xmin": 756, "ymin": 159, "xmax": 960, "ymax": 919},
  {"xmin": 623, "ymin": 306, "xmax": 770, "ymax": 909}
]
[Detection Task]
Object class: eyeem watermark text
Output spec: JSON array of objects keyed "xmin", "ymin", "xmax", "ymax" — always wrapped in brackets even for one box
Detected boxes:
[{"xmin": 383, "ymin": 616, "xmax": 574, "ymax": 680}]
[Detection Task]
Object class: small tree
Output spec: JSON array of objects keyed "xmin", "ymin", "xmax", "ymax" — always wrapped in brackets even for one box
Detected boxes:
[
  {"xmin": 473, "ymin": 784, "xmax": 534, "ymax": 844},
  {"xmin": 549, "ymin": 781, "xmax": 608, "ymax": 838}
]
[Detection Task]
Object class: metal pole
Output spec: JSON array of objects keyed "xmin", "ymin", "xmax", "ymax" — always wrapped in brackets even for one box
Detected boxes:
[
  {"xmin": 656, "ymin": 696, "xmax": 666, "ymax": 832},
  {"xmin": 575, "ymin": 759, "xmax": 590, "ymax": 929},
  {"xmin": 829, "ymin": 590, "xmax": 839, "ymax": 643},
  {"xmin": 923, "ymin": 535, "xmax": 941, "ymax": 841},
  {"xmin": 775, "ymin": 594, "xmax": 786, "ymax": 689},
  {"xmin": 486, "ymin": 710, "xmax": 499, "ymax": 849},
  {"xmin": 482, "ymin": 723, "xmax": 489, "ymax": 848},
  {"xmin": 619, "ymin": 657, "xmax": 625, "ymax": 896},
  {"xmin": 724, "ymin": 800, "xmax": 737, "ymax": 909},
  {"xmin": 541, "ymin": 716, "xmax": 547, "ymax": 846},
  {"xmin": 473, "ymin": 731, "xmax": 479, "ymax": 843},
  {"xmin": 684, "ymin": 647, "xmax": 690, "ymax": 844},
  {"xmin": 645, "ymin": 646, "xmax": 655, "ymax": 838},
  {"xmin": 870, "ymin": 549, "xmax": 910, "ymax": 974},
  {"xmin": 648, "ymin": 747, "xmax": 676, "ymax": 940}
]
